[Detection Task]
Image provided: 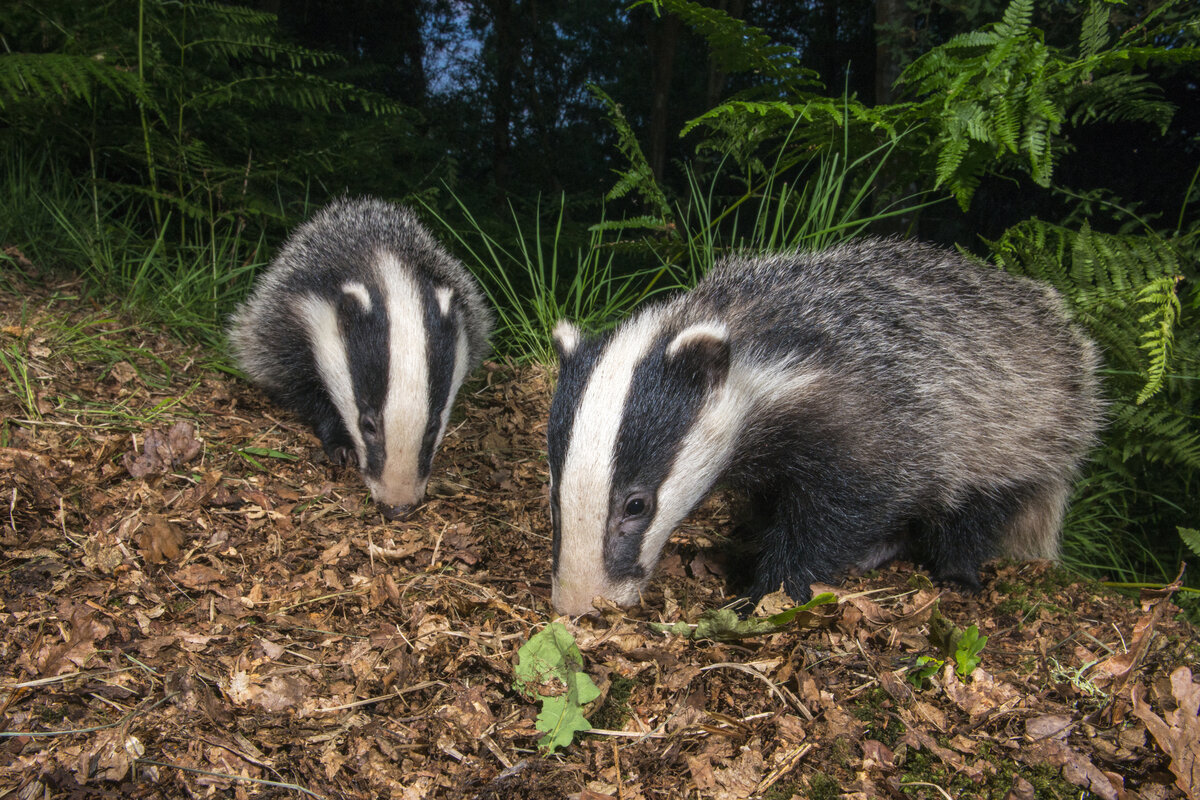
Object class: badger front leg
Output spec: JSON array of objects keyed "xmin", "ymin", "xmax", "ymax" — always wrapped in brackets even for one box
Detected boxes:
[{"xmin": 744, "ymin": 476, "xmax": 906, "ymax": 605}]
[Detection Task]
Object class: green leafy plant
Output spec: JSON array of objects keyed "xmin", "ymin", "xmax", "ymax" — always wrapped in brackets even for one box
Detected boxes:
[
  {"xmin": 512, "ymin": 622, "xmax": 601, "ymax": 753},
  {"xmin": 907, "ymin": 655, "xmax": 944, "ymax": 689},
  {"xmin": 954, "ymin": 625, "xmax": 988, "ymax": 678}
]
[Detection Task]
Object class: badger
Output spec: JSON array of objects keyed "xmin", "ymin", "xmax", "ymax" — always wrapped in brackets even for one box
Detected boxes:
[
  {"xmin": 228, "ymin": 197, "xmax": 492, "ymax": 519},
  {"xmin": 547, "ymin": 237, "xmax": 1103, "ymax": 615}
]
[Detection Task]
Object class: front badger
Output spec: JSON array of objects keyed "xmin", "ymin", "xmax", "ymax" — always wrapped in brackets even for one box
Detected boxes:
[
  {"xmin": 548, "ymin": 238, "xmax": 1103, "ymax": 615},
  {"xmin": 229, "ymin": 197, "xmax": 492, "ymax": 519}
]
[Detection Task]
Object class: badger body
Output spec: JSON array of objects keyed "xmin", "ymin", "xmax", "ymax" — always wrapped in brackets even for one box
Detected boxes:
[
  {"xmin": 229, "ymin": 197, "xmax": 492, "ymax": 518},
  {"xmin": 548, "ymin": 238, "xmax": 1103, "ymax": 615}
]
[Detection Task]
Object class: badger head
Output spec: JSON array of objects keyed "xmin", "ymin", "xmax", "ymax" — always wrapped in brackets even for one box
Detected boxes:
[
  {"xmin": 300, "ymin": 254, "xmax": 470, "ymax": 520},
  {"xmin": 547, "ymin": 315, "xmax": 736, "ymax": 615}
]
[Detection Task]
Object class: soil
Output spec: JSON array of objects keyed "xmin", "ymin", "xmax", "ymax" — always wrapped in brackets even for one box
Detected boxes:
[{"xmin": 1, "ymin": 271, "xmax": 1197, "ymax": 800}]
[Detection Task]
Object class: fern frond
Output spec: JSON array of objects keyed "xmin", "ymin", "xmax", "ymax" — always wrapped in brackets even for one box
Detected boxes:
[
  {"xmin": 1134, "ymin": 275, "xmax": 1183, "ymax": 404},
  {"xmin": 0, "ymin": 53, "xmax": 145, "ymax": 110},
  {"xmin": 996, "ymin": 0, "xmax": 1033, "ymax": 39},
  {"xmin": 588, "ymin": 85, "xmax": 672, "ymax": 221},
  {"xmin": 1079, "ymin": 1, "xmax": 1111, "ymax": 59}
]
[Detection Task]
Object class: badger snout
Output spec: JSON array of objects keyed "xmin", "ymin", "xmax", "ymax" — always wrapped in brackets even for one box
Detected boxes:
[
  {"xmin": 365, "ymin": 473, "xmax": 428, "ymax": 521},
  {"xmin": 551, "ymin": 576, "xmax": 639, "ymax": 616},
  {"xmin": 378, "ymin": 502, "xmax": 417, "ymax": 521}
]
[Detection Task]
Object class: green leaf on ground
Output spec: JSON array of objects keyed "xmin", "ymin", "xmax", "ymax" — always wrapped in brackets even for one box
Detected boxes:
[{"xmin": 513, "ymin": 622, "xmax": 600, "ymax": 753}]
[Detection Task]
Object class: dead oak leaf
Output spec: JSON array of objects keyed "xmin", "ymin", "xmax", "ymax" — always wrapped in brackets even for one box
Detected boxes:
[
  {"xmin": 172, "ymin": 563, "xmax": 226, "ymax": 591},
  {"xmin": 137, "ymin": 515, "xmax": 184, "ymax": 564},
  {"xmin": 1132, "ymin": 667, "xmax": 1200, "ymax": 799},
  {"xmin": 942, "ymin": 663, "xmax": 1020, "ymax": 720},
  {"xmin": 124, "ymin": 422, "xmax": 203, "ymax": 478}
]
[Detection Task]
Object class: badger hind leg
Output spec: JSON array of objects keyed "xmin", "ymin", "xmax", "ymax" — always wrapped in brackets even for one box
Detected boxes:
[
  {"xmin": 916, "ymin": 481, "xmax": 1053, "ymax": 590},
  {"xmin": 1000, "ymin": 480, "xmax": 1069, "ymax": 561}
]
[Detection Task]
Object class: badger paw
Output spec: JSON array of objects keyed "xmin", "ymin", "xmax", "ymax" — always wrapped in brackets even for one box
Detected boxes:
[{"xmin": 325, "ymin": 445, "xmax": 358, "ymax": 468}]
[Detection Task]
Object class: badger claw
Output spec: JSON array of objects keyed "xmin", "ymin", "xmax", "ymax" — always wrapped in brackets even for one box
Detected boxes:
[{"xmin": 326, "ymin": 445, "xmax": 357, "ymax": 468}]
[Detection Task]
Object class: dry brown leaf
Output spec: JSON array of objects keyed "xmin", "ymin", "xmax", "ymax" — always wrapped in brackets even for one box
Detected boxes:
[
  {"xmin": 137, "ymin": 514, "xmax": 184, "ymax": 564},
  {"xmin": 124, "ymin": 421, "xmax": 203, "ymax": 478},
  {"xmin": 172, "ymin": 563, "xmax": 226, "ymax": 590},
  {"xmin": 1025, "ymin": 713, "xmax": 1074, "ymax": 741},
  {"xmin": 942, "ymin": 664, "xmax": 1020, "ymax": 719},
  {"xmin": 1021, "ymin": 740, "xmax": 1117, "ymax": 800},
  {"xmin": 1131, "ymin": 667, "xmax": 1200, "ymax": 799}
]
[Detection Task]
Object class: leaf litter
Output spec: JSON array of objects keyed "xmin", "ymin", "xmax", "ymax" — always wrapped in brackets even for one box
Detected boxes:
[{"xmin": 1, "ymin": 275, "xmax": 1198, "ymax": 799}]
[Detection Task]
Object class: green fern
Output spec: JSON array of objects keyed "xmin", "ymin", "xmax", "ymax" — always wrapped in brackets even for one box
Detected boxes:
[
  {"xmin": 0, "ymin": 53, "xmax": 146, "ymax": 110},
  {"xmin": 897, "ymin": 0, "xmax": 1189, "ymax": 209},
  {"xmin": 588, "ymin": 84, "xmax": 673, "ymax": 228},
  {"xmin": 634, "ymin": 0, "xmax": 819, "ymax": 94}
]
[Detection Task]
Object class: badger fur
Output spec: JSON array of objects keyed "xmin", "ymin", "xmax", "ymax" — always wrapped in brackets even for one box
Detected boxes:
[
  {"xmin": 229, "ymin": 197, "xmax": 492, "ymax": 519},
  {"xmin": 547, "ymin": 237, "xmax": 1103, "ymax": 615}
]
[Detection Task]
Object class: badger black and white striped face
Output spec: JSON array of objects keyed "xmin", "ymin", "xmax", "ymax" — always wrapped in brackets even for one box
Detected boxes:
[
  {"xmin": 547, "ymin": 316, "xmax": 737, "ymax": 615},
  {"xmin": 297, "ymin": 251, "xmax": 470, "ymax": 518}
]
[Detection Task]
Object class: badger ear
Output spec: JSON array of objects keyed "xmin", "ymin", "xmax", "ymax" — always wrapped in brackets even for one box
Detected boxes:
[
  {"xmin": 666, "ymin": 322, "xmax": 730, "ymax": 391},
  {"xmin": 552, "ymin": 320, "xmax": 581, "ymax": 362},
  {"xmin": 434, "ymin": 285, "xmax": 455, "ymax": 317}
]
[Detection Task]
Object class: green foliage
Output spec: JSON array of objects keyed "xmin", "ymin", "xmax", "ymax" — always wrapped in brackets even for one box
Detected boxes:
[
  {"xmin": 897, "ymin": 0, "xmax": 1191, "ymax": 208},
  {"xmin": 650, "ymin": 593, "xmax": 836, "ymax": 641},
  {"xmin": 1181, "ymin": 528, "xmax": 1200, "ymax": 559},
  {"xmin": 0, "ymin": 53, "xmax": 145, "ymax": 109},
  {"xmin": 954, "ymin": 625, "xmax": 988, "ymax": 678},
  {"xmin": 636, "ymin": 0, "xmax": 820, "ymax": 94},
  {"xmin": 588, "ymin": 85, "xmax": 673, "ymax": 224},
  {"xmin": 512, "ymin": 622, "xmax": 601, "ymax": 753},
  {"xmin": 421, "ymin": 193, "xmax": 669, "ymax": 364},
  {"xmin": 906, "ymin": 656, "xmax": 944, "ymax": 689}
]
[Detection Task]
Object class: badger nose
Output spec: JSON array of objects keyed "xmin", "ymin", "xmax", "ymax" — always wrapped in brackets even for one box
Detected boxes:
[{"xmin": 379, "ymin": 502, "xmax": 417, "ymax": 521}]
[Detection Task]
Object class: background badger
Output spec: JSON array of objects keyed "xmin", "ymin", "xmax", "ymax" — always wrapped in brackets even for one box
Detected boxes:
[
  {"xmin": 548, "ymin": 238, "xmax": 1103, "ymax": 615},
  {"xmin": 229, "ymin": 197, "xmax": 492, "ymax": 519}
]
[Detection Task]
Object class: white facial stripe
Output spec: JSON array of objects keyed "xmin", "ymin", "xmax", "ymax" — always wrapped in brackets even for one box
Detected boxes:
[
  {"xmin": 370, "ymin": 252, "xmax": 430, "ymax": 508},
  {"xmin": 341, "ymin": 281, "xmax": 372, "ymax": 312},
  {"xmin": 435, "ymin": 286, "xmax": 454, "ymax": 317},
  {"xmin": 554, "ymin": 309, "xmax": 665, "ymax": 614},
  {"xmin": 667, "ymin": 321, "xmax": 727, "ymax": 356},
  {"xmin": 296, "ymin": 294, "xmax": 366, "ymax": 462},
  {"xmin": 637, "ymin": 359, "xmax": 824, "ymax": 577}
]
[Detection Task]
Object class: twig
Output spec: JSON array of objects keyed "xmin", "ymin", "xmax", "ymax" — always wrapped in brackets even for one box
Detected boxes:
[
  {"xmin": 900, "ymin": 781, "xmax": 955, "ymax": 800},
  {"xmin": 136, "ymin": 759, "xmax": 326, "ymax": 800},
  {"xmin": 1, "ymin": 692, "xmax": 177, "ymax": 738}
]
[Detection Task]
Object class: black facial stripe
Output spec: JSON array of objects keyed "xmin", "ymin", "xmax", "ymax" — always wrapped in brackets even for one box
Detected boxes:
[
  {"xmin": 604, "ymin": 337, "xmax": 711, "ymax": 580},
  {"xmin": 420, "ymin": 283, "xmax": 459, "ymax": 478},
  {"xmin": 547, "ymin": 334, "xmax": 608, "ymax": 572},
  {"xmin": 335, "ymin": 282, "xmax": 389, "ymax": 479}
]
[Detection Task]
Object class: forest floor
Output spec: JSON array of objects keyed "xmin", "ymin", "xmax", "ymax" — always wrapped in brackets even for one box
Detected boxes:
[{"xmin": 1, "ymin": 269, "xmax": 1198, "ymax": 800}]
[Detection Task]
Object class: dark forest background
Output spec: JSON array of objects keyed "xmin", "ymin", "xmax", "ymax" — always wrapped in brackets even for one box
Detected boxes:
[{"xmin": 1, "ymin": 0, "xmax": 1198, "ymax": 601}]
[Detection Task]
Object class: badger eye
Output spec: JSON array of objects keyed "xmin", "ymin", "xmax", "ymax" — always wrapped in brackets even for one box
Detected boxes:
[
  {"xmin": 360, "ymin": 415, "xmax": 378, "ymax": 437},
  {"xmin": 625, "ymin": 497, "xmax": 645, "ymax": 516}
]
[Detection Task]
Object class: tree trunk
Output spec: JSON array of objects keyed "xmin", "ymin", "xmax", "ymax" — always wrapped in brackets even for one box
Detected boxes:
[
  {"xmin": 490, "ymin": 0, "xmax": 517, "ymax": 201},
  {"xmin": 874, "ymin": 0, "xmax": 912, "ymax": 105},
  {"xmin": 648, "ymin": 11, "xmax": 680, "ymax": 183}
]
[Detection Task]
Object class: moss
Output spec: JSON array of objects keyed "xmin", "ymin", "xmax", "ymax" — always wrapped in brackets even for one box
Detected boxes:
[
  {"xmin": 587, "ymin": 673, "xmax": 637, "ymax": 731},
  {"xmin": 805, "ymin": 771, "xmax": 841, "ymax": 800},
  {"xmin": 850, "ymin": 688, "xmax": 905, "ymax": 747},
  {"xmin": 898, "ymin": 741, "xmax": 1078, "ymax": 799}
]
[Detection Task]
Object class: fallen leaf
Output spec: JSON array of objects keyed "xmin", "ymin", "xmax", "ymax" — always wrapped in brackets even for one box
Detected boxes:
[
  {"xmin": 137, "ymin": 514, "xmax": 184, "ymax": 564},
  {"xmin": 1131, "ymin": 667, "xmax": 1200, "ymax": 799}
]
